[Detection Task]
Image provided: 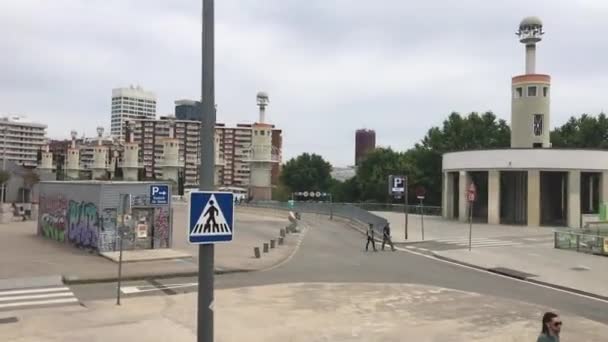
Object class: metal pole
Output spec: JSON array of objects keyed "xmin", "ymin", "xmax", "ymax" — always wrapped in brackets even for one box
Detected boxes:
[
  {"xmin": 329, "ymin": 194, "xmax": 333, "ymax": 220},
  {"xmin": 404, "ymin": 182, "xmax": 408, "ymax": 240},
  {"xmin": 2, "ymin": 126, "xmax": 6, "ymax": 203},
  {"xmin": 116, "ymin": 223, "xmax": 124, "ymax": 305},
  {"xmin": 468, "ymin": 201, "xmax": 473, "ymax": 251},
  {"xmin": 420, "ymin": 198, "xmax": 424, "ymax": 241},
  {"xmin": 199, "ymin": 0, "xmax": 215, "ymax": 341}
]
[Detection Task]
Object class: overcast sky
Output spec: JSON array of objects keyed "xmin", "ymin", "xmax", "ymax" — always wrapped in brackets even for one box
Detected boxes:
[{"xmin": 2, "ymin": 0, "xmax": 608, "ymax": 167}]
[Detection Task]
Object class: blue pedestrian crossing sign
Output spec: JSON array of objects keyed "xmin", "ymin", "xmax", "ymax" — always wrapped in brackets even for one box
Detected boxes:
[{"xmin": 188, "ymin": 191, "xmax": 234, "ymax": 244}]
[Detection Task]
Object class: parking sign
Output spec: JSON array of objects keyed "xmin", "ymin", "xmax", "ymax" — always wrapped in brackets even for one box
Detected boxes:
[{"xmin": 150, "ymin": 185, "xmax": 169, "ymax": 205}]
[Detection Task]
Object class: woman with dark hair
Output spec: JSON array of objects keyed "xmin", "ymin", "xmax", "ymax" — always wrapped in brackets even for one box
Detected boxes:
[{"xmin": 537, "ymin": 312, "xmax": 561, "ymax": 342}]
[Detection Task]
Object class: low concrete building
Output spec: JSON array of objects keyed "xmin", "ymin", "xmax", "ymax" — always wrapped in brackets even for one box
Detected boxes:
[
  {"xmin": 38, "ymin": 181, "xmax": 173, "ymax": 253},
  {"xmin": 442, "ymin": 17, "xmax": 606, "ymax": 229}
]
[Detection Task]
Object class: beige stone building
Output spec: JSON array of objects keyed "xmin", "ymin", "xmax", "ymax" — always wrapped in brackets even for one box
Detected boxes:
[{"xmin": 442, "ymin": 17, "xmax": 607, "ymax": 229}]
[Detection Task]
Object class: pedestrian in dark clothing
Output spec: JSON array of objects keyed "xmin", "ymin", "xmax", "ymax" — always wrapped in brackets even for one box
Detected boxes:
[
  {"xmin": 382, "ymin": 223, "xmax": 395, "ymax": 251},
  {"xmin": 537, "ymin": 312, "xmax": 561, "ymax": 342},
  {"xmin": 365, "ymin": 223, "xmax": 377, "ymax": 252}
]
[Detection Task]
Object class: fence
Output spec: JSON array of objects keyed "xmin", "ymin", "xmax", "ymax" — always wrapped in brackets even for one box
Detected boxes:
[
  {"xmin": 245, "ymin": 201, "xmax": 388, "ymax": 235},
  {"xmin": 352, "ymin": 203, "xmax": 442, "ymax": 216},
  {"xmin": 554, "ymin": 230, "xmax": 608, "ymax": 256}
]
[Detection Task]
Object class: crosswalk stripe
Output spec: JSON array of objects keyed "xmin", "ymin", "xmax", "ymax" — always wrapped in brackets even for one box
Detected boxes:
[
  {"xmin": 451, "ymin": 240, "xmax": 511, "ymax": 245},
  {"xmin": 0, "ymin": 292, "xmax": 73, "ymax": 302},
  {"xmin": 0, "ymin": 287, "xmax": 71, "ymax": 297},
  {"xmin": 470, "ymin": 243, "xmax": 522, "ymax": 248},
  {"xmin": 435, "ymin": 238, "xmax": 495, "ymax": 243},
  {"xmin": 0, "ymin": 297, "xmax": 78, "ymax": 309}
]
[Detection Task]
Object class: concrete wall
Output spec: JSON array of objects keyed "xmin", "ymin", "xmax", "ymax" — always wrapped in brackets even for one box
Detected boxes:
[
  {"xmin": 568, "ymin": 171, "xmax": 581, "ymax": 228},
  {"xmin": 443, "ymin": 149, "xmax": 608, "ymax": 171},
  {"xmin": 488, "ymin": 171, "xmax": 500, "ymax": 224},
  {"xmin": 511, "ymin": 75, "xmax": 551, "ymax": 148},
  {"xmin": 527, "ymin": 170, "xmax": 540, "ymax": 226}
]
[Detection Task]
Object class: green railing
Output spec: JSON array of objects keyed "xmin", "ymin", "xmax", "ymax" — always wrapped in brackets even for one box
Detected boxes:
[
  {"xmin": 349, "ymin": 203, "xmax": 442, "ymax": 216},
  {"xmin": 554, "ymin": 229, "xmax": 608, "ymax": 256}
]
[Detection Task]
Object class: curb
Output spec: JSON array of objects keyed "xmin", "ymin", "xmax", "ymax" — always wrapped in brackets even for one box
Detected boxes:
[
  {"xmin": 432, "ymin": 252, "xmax": 608, "ymax": 302},
  {"xmin": 62, "ymin": 268, "xmax": 251, "ymax": 285}
]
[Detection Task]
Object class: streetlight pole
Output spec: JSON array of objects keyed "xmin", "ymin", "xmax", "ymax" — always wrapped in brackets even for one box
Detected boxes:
[
  {"xmin": 198, "ymin": 0, "xmax": 215, "ymax": 341},
  {"xmin": 2, "ymin": 126, "xmax": 7, "ymax": 203}
]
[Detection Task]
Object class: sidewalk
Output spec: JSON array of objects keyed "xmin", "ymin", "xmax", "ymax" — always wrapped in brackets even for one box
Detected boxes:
[
  {"xmin": 0, "ymin": 205, "xmax": 301, "ymax": 283},
  {"xmin": 374, "ymin": 211, "xmax": 608, "ymax": 299},
  {"xmin": 3, "ymin": 283, "xmax": 607, "ymax": 341},
  {"xmin": 375, "ymin": 211, "xmax": 556, "ymax": 243},
  {"xmin": 433, "ymin": 243, "xmax": 608, "ymax": 298}
]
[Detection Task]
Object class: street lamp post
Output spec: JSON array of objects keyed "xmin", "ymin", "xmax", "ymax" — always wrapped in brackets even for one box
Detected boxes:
[{"xmin": 2, "ymin": 126, "xmax": 7, "ymax": 203}]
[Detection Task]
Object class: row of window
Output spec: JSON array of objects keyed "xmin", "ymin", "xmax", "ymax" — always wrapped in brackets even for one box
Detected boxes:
[
  {"xmin": 514, "ymin": 86, "xmax": 549, "ymax": 98},
  {"xmin": 112, "ymin": 97, "xmax": 156, "ymax": 103}
]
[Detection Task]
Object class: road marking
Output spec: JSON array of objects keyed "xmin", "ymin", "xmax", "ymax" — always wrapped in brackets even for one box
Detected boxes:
[
  {"xmin": 0, "ymin": 292, "xmax": 74, "ymax": 302},
  {"xmin": 0, "ymin": 298, "xmax": 78, "ymax": 309},
  {"xmin": 0, "ymin": 284, "xmax": 79, "ymax": 311},
  {"xmin": 121, "ymin": 282, "xmax": 198, "ymax": 294},
  {"xmin": 435, "ymin": 238, "xmax": 495, "ymax": 243},
  {"xmin": 455, "ymin": 242, "xmax": 523, "ymax": 247},
  {"xmin": 394, "ymin": 246, "xmax": 608, "ymax": 304},
  {"xmin": 0, "ymin": 287, "xmax": 71, "ymax": 297}
]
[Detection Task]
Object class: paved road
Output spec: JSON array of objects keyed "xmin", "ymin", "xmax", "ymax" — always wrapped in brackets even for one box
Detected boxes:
[{"xmin": 71, "ymin": 214, "xmax": 608, "ymax": 324}]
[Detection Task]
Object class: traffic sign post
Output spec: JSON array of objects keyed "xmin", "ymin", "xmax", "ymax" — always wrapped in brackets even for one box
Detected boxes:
[
  {"xmin": 467, "ymin": 182, "xmax": 477, "ymax": 251},
  {"xmin": 388, "ymin": 175, "xmax": 408, "ymax": 240},
  {"xmin": 416, "ymin": 186, "xmax": 426, "ymax": 241},
  {"xmin": 199, "ymin": 0, "xmax": 215, "ymax": 341}
]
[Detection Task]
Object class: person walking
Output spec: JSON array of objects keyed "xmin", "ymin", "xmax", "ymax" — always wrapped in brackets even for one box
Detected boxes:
[
  {"xmin": 382, "ymin": 223, "xmax": 396, "ymax": 251},
  {"xmin": 537, "ymin": 312, "xmax": 561, "ymax": 342},
  {"xmin": 365, "ymin": 223, "xmax": 377, "ymax": 252}
]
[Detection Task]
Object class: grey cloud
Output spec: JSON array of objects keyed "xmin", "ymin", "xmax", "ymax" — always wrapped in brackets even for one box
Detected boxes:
[{"xmin": 1, "ymin": 0, "xmax": 608, "ymax": 167}]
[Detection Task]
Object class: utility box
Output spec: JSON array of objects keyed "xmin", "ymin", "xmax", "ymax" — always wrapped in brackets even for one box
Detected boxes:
[{"xmin": 38, "ymin": 181, "xmax": 172, "ymax": 253}]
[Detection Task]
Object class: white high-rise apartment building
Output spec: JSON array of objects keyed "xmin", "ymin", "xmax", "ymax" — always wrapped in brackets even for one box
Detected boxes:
[
  {"xmin": 0, "ymin": 115, "xmax": 47, "ymax": 167},
  {"xmin": 110, "ymin": 85, "xmax": 157, "ymax": 138}
]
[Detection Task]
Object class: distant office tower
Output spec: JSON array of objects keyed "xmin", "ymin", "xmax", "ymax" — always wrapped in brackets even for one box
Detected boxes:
[
  {"xmin": 355, "ymin": 129, "xmax": 376, "ymax": 166},
  {"xmin": 110, "ymin": 85, "xmax": 157, "ymax": 138},
  {"xmin": 175, "ymin": 100, "xmax": 202, "ymax": 121},
  {"xmin": 0, "ymin": 115, "xmax": 47, "ymax": 167}
]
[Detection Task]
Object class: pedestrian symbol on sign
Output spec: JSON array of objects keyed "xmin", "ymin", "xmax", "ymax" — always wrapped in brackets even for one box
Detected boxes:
[{"xmin": 188, "ymin": 192, "xmax": 234, "ymax": 244}]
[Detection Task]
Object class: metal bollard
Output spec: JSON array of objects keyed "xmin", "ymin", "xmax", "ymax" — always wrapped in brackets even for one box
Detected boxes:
[
  {"xmin": 270, "ymin": 239, "xmax": 276, "ymax": 249},
  {"xmin": 254, "ymin": 247, "xmax": 261, "ymax": 258},
  {"xmin": 280, "ymin": 229, "xmax": 286, "ymax": 237},
  {"xmin": 278, "ymin": 237, "xmax": 284, "ymax": 245},
  {"xmin": 263, "ymin": 243, "xmax": 269, "ymax": 253}
]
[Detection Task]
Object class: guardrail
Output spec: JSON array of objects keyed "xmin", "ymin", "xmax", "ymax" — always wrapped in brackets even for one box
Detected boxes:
[
  {"xmin": 554, "ymin": 230, "xmax": 608, "ymax": 256},
  {"xmin": 244, "ymin": 201, "xmax": 388, "ymax": 235},
  {"xmin": 352, "ymin": 203, "xmax": 442, "ymax": 216}
]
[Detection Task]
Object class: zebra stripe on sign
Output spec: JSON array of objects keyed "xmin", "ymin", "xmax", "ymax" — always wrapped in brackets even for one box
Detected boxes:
[
  {"xmin": 191, "ymin": 194, "xmax": 232, "ymax": 236},
  {"xmin": 192, "ymin": 223, "xmax": 231, "ymax": 235}
]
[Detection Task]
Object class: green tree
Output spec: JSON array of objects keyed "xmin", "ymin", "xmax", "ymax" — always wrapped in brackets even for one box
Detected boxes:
[
  {"xmin": 22, "ymin": 169, "xmax": 40, "ymax": 202},
  {"xmin": 0, "ymin": 170, "xmax": 10, "ymax": 186},
  {"xmin": 407, "ymin": 111, "xmax": 510, "ymax": 205},
  {"xmin": 551, "ymin": 113, "xmax": 608, "ymax": 148},
  {"xmin": 355, "ymin": 148, "xmax": 412, "ymax": 203},
  {"xmin": 280, "ymin": 153, "xmax": 333, "ymax": 193}
]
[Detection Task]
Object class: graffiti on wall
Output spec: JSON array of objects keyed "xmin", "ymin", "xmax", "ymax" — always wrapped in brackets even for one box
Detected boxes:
[
  {"xmin": 98, "ymin": 208, "xmax": 117, "ymax": 252},
  {"xmin": 39, "ymin": 195, "xmax": 68, "ymax": 243},
  {"xmin": 67, "ymin": 201, "xmax": 99, "ymax": 249},
  {"xmin": 154, "ymin": 207, "xmax": 170, "ymax": 248}
]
